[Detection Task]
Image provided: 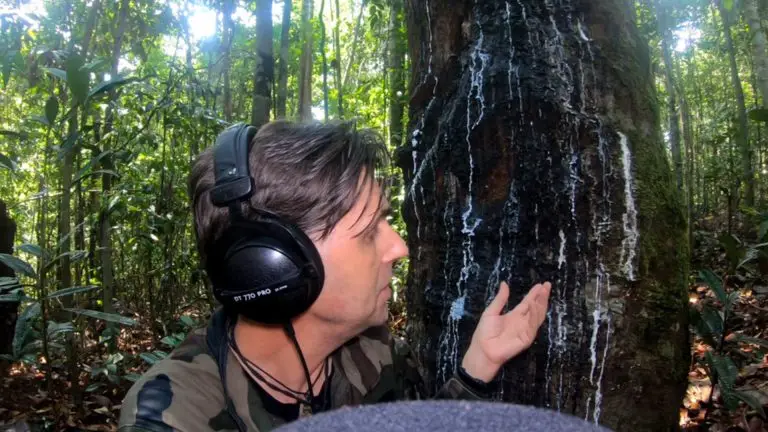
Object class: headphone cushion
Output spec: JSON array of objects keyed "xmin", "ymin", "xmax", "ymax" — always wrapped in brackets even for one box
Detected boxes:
[{"xmin": 207, "ymin": 220, "xmax": 324, "ymax": 323}]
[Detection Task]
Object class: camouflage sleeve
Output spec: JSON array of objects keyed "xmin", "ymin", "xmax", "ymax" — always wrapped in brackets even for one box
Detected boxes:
[
  {"xmin": 390, "ymin": 335, "xmax": 497, "ymax": 401},
  {"xmin": 118, "ymin": 330, "xmax": 239, "ymax": 432}
]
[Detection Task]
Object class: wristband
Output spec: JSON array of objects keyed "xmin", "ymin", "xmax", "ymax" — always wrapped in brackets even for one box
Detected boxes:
[{"xmin": 457, "ymin": 365, "xmax": 496, "ymax": 396}]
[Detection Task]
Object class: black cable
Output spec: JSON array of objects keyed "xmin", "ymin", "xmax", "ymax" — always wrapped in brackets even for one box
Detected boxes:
[{"xmin": 227, "ymin": 320, "xmax": 331, "ymax": 413}]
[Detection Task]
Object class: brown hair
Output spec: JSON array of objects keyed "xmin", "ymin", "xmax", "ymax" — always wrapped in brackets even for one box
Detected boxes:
[{"xmin": 188, "ymin": 120, "xmax": 391, "ymax": 265}]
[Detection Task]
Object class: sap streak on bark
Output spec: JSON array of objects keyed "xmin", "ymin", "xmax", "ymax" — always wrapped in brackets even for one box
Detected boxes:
[{"xmin": 399, "ymin": 0, "xmax": 688, "ymax": 430}]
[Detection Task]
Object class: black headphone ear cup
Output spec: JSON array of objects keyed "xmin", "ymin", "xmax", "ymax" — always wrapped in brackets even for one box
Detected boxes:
[{"xmin": 207, "ymin": 220, "xmax": 324, "ymax": 324}]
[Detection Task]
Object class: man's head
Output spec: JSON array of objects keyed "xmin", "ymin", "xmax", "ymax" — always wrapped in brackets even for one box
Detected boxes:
[{"xmin": 189, "ymin": 120, "xmax": 408, "ymax": 333}]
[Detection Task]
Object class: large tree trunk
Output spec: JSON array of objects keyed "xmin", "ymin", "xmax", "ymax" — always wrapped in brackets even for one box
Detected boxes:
[
  {"xmin": 0, "ymin": 199, "xmax": 17, "ymax": 368},
  {"xmin": 251, "ymin": 0, "xmax": 274, "ymax": 128},
  {"xmin": 745, "ymin": 0, "xmax": 768, "ymax": 108},
  {"xmin": 398, "ymin": 1, "xmax": 689, "ymax": 430},
  {"xmin": 717, "ymin": 0, "xmax": 753, "ymax": 207}
]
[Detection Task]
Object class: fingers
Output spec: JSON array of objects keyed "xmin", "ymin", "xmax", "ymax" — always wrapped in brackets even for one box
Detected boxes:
[{"xmin": 483, "ymin": 280, "xmax": 510, "ymax": 317}]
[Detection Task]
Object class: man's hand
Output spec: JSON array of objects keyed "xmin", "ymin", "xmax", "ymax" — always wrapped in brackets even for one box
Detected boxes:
[{"xmin": 461, "ymin": 281, "xmax": 551, "ymax": 383}]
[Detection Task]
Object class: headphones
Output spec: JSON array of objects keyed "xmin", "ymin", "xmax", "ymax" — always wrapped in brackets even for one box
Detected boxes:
[{"xmin": 204, "ymin": 123, "xmax": 325, "ymax": 324}]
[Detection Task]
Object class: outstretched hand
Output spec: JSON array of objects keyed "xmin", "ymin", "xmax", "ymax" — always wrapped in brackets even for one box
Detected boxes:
[{"xmin": 461, "ymin": 281, "xmax": 551, "ymax": 383}]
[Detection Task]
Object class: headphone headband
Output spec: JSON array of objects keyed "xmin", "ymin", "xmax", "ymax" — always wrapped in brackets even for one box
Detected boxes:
[{"xmin": 211, "ymin": 124, "xmax": 257, "ymax": 207}]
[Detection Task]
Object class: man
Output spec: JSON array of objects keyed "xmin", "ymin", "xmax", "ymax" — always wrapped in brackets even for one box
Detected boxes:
[{"xmin": 118, "ymin": 120, "xmax": 551, "ymax": 431}]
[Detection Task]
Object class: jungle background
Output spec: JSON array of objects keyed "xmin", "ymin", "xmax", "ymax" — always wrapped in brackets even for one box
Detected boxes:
[{"xmin": 0, "ymin": 0, "xmax": 768, "ymax": 430}]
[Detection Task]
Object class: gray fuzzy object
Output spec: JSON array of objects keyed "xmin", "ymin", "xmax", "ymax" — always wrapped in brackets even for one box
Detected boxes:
[{"xmin": 274, "ymin": 400, "xmax": 613, "ymax": 431}]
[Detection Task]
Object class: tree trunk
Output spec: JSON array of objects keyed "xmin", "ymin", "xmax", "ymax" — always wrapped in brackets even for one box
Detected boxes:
[
  {"xmin": 252, "ymin": 0, "xmax": 274, "ymax": 128},
  {"xmin": 343, "ymin": 0, "xmax": 367, "ymax": 89},
  {"xmin": 334, "ymin": 0, "xmax": 344, "ymax": 117},
  {"xmin": 101, "ymin": 0, "xmax": 129, "ymax": 323},
  {"xmin": 320, "ymin": 0, "xmax": 330, "ymax": 120},
  {"xmin": 388, "ymin": 0, "xmax": 406, "ymax": 149},
  {"xmin": 298, "ymin": 0, "xmax": 313, "ymax": 121},
  {"xmin": 399, "ymin": 1, "xmax": 689, "ymax": 430},
  {"xmin": 745, "ymin": 0, "xmax": 768, "ymax": 108},
  {"xmin": 276, "ymin": 0, "xmax": 292, "ymax": 118},
  {"xmin": 657, "ymin": 4, "xmax": 683, "ymax": 191},
  {"xmin": 718, "ymin": 0, "xmax": 753, "ymax": 207},
  {"xmin": 0, "ymin": 199, "xmax": 17, "ymax": 370},
  {"xmin": 222, "ymin": 0, "xmax": 235, "ymax": 122}
]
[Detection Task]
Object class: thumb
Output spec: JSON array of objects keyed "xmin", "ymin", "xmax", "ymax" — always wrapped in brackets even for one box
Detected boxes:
[{"xmin": 483, "ymin": 280, "xmax": 510, "ymax": 317}]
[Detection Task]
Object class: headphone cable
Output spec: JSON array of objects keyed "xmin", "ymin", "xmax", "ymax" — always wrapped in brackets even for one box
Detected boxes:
[{"xmin": 227, "ymin": 321, "xmax": 329, "ymax": 411}]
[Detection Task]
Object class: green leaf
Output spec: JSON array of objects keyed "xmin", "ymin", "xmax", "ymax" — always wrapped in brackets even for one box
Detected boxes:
[
  {"xmin": 44, "ymin": 250, "xmax": 88, "ymax": 272},
  {"xmin": 736, "ymin": 335, "xmax": 768, "ymax": 349},
  {"xmin": 43, "ymin": 67, "xmax": 67, "ymax": 81},
  {"xmin": 45, "ymin": 96, "xmax": 58, "ymax": 124},
  {"xmin": 0, "ymin": 153, "xmax": 15, "ymax": 171},
  {"xmin": 64, "ymin": 308, "xmax": 136, "ymax": 326},
  {"xmin": 81, "ymin": 58, "xmax": 108, "ymax": 73},
  {"xmin": 761, "ymin": 220, "xmax": 768, "ymax": 240},
  {"xmin": 0, "ymin": 253, "xmax": 37, "ymax": 278},
  {"xmin": 700, "ymin": 269, "xmax": 727, "ymax": 304},
  {"xmin": 734, "ymin": 390, "xmax": 768, "ymax": 418},
  {"xmin": 87, "ymin": 76, "xmax": 141, "ymax": 100},
  {"xmin": 180, "ymin": 315, "xmax": 197, "ymax": 328},
  {"xmin": 65, "ymin": 54, "xmax": 89, "ymax": 104},
  {"xmin": 123, "ymin": 373, "xmax": 141, "ymax": 382},
  {"xmin": 748, "ymin": 108, "xmax": 768, "ymax": 122},
  {"xmin": 72, "ymin": 169, "xmax": 120, "ymax": 186},
  {"xmin": 17, "ymin": 243, "xmax": 44, "ymax": 258},
  {"xmin": 13, "ymin": 302, "xmax": 41, "ymax": 359},
  {"xmin": 85, "ymin": 383, "xmax": 103, "ymax": 392},
  {"xmin": 723, "ymin": 0, "xmax": 733, "ymax": 10},
  {"xmin": 47, "ymin": 321, "xmax": 74, "ymax": 339},
  {"xmin": 45, "ymin": 285, "xmax": 99, "ymax": 300},
  {"xmin": 701, "ymin": 305, "xmax": 724, "ymax": 339},
  {"xmin": 726, "ymin": 291, "xmax": 740, "ymax": 313},
  {"xmin": 0, "ymin": 292, "xmax": 29, "ymax": 302},
  {"xmin": 140, "ymin": 352, "xmax": 164, "ymax": 365}
]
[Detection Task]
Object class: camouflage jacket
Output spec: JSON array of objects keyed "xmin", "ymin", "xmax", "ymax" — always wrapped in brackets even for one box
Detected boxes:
[{"xmin": 118, "ymin": 309, "xmax": 496, "ymax": 431}]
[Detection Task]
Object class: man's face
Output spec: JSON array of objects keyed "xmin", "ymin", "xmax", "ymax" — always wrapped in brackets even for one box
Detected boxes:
[{"xmin": 308, "ymin": 176, "xmax": 409, "ymax": 333}]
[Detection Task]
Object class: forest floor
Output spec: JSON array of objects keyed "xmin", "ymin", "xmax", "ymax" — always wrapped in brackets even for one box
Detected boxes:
[{"xmin": 1, "ymin": 229, "xmax": 768, "ymax": 431}]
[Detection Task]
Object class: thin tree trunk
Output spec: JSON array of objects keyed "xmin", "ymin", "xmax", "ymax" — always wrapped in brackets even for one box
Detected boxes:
[
  {"xmin": 298, "ymin": 0, "xmax": 313, "ymax": 120},
  {"xmin": 343, "ymin": 0, "xmax": 367, "ymax": 89},
  {"xmin": 320, "ymin": 0, "xmax": 329, "ymax": 120},
  {"xmin": 276, "ymin": 0, "xmax": 292, "ymax": 118},
  {"xmin": 101, "ymin": 0, "xmax": 129, "ymax": 325},
  {"xmin": 0, "ymin": 199, "xmax": 18, "ymax": 375},
  {"xmin": 252, "ymin": 0, "xmax": 274, "ymax": 127},
  {"xmin": 657, "ymin": 4, "xmax": 683, "ymax": 191},
  {"xmin": 222, "ymin": 0, "xmax": 235, "ymax": 122},
  {"xmin": 718, "ymin": 0, "xmax": 753, "ymax": 206},
  {"xmin": 388, "ymin": 0, "xmax": 405, "ymax": 149},
  {"xmin": 334, "ymin": 0, "xmax": 343, "ymax": 117}
]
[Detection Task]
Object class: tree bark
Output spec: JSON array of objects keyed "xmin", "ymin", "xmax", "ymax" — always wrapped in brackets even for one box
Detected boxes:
[
  {"xmin": 343, "ymin": 0, "xmax": 367, "ymax": 89},
  {"xmin": 388, "ymin": 0, "xmax": 406, "ymax": 149},
  {"xmin": 101, "ymin": 0, "xmax": 129, "ymax": 323},
  {"xmin": 252, "ymin": 0, "xmax": 274, "ymax": 128},
  {"xmin": 717, "ymin": 0, "xmax": 753, "ymax": 207},
  {"xmin": 222, "ymin": 0, "xmax": 235, "ymax": 122},
  {"xmin": 320, "ymin": 0, "xmax": 330, "ymax": 120},
  {"xmin": 334, "ymin": 0, "xmax": 344, "ymax": 117},
  {"xmin": 399, "ymin": 1, "xmax": 689, "ymax": 430},
  {"xmin": 298, "ymin": 0, "xmax": 313, "ymax": 121},
  {"xmin": 277, "ymin": 0, "xmax": 292, "ymax": 118},
  {"xmin": 0, "ymin": 199, "xmax": 17, "ymax": 369},
  {"xmin": 657, "ymin": 3, "xmax": 683, "ymax": 191},
  {"xmin": 745, "ymin": 0, "xmax": 768, "ymax": 108}
]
